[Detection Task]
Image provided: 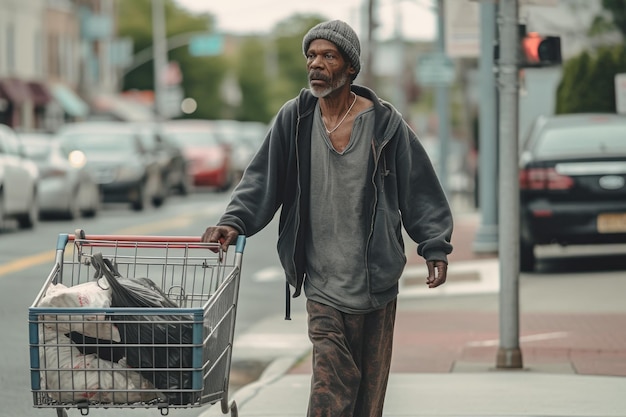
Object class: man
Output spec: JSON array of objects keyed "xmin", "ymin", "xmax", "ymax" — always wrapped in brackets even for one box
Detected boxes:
[{"xmin": 202, "ymin": 19, "xmax": 453, "ymax": 417}]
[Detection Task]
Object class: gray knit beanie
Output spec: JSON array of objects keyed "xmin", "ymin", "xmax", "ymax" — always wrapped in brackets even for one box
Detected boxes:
[{"xmin": 302, "ymin": 20, "xmax": 361, "ymax": 79}]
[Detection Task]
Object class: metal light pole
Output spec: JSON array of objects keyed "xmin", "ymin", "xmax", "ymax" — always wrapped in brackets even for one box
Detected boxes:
[
  {"xmin": 435, "ymin": 0, "xmax": 450, "ymax": 194},
  {"xmin": 473, "ymin": 0, "xmax": 499, "ymax": 254},
  {"xmin": 362, "ymin": 0, "xmax": 377, "ymax": 89},
  {"xmin": 496, "ymin": 0, "xmax": 523, "ymax": 369},
  {"xmin": 152, "ymin": 0, "xmax": 168, "ymax": 119},
  {"xmin": 393, "ymin": 0, "xmax": 408, "ymax": 116}
]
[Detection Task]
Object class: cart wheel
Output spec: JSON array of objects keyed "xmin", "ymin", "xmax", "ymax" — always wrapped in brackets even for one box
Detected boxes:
[
  {"xmin": 56, "ymin": 408, "xmax": 68, "ymax": 417},
  {"xmin": 221, "ymin": 397, "xmax": 238, "ymax": 417}
]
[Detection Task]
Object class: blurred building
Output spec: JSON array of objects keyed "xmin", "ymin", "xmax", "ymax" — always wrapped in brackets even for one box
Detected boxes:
[{"xmin": 0, "ymin": 0, "xmax": 129, "ymax": 132}]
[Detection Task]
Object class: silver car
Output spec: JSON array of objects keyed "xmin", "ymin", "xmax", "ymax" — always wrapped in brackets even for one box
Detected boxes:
[
  {"xmin": 56, "ymin": 122, "xmax": 165, "ymax": 211},
  {"xmin": 0, "ymin": 124, "xmax": 39, "ymax": 229},
  {"xmin": 19, "ymin": 133, "xmax": 101, "ymax": 220}
]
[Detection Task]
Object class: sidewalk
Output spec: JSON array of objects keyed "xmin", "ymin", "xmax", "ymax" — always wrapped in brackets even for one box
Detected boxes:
[{"xmin": 200, "ymin": 208, "xmax": 626, "ymax": 417}]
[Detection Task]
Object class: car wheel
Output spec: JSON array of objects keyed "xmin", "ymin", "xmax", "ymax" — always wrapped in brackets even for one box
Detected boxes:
[
  {"xmin": 177, "ymin": 171, "xmax": 192, "ymax": 196},
  {"xmin": 217, "ymin": 171, "xmax": 234, "ymax": 193},
  {"xmin": 520, "ymin": 239, "xmax": 535, "ymax": 272},
  {"xmin": 82, "ymin": 189, "xmax": 100, "ymax": 218},
  {"xmin": 131, "ymin": 184, "xmax": 148, "ymax": 211},
  {"xmin": 152, "ymin": 184, "xmax": 167, "ymax": 207},
  {"xmin": 150, "ymin": 173, "xmax": 166, "ymax": 208},
  {"xmin": 65, "ymin": 188, "xmax": 82, "ymax": 220},
  {"xmin": 0, "ymin": 191, "xmax": 5, "ymax": 230},
  {"xmin": 17, "ymin": 191, "xmax": 38, "ymax": 229}
]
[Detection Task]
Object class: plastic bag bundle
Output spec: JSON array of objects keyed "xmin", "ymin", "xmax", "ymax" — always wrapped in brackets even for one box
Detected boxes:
[
  {"xmin": 39, "ymin": 281, "xmax": 121, "ymax": 342},
  {"xmin": 39, "ymin": 329, "xmax": 163, "ymax": 404},
  {"xmin": 90, "ymin": 253, "xmax": 195, "ymax": 405}
]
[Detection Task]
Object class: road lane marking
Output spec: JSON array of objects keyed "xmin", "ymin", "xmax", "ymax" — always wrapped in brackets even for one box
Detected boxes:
[
  {"xmin": 114, "ymin": 215, "xmax": 194, "ymax": 235},
  {"xmin": 0, "ymin": 250, "xmax": 57, "ymax": 277}
]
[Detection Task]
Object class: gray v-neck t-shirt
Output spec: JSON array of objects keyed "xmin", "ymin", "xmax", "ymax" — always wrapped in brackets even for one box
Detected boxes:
[{"xmin": 304, "ymin": 103, "xmax": 376, "ymax": 313}]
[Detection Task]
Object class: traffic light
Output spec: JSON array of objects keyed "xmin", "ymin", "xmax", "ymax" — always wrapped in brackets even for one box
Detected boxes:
[{"xmin": 519, "ymin": 25, "xmax": 562, "ymax": 67}]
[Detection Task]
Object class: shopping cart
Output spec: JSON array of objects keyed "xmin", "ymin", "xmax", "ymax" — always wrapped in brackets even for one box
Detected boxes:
[{"xmin": 28, "ymin": 230, "xmax": 246, "ymax": 417}]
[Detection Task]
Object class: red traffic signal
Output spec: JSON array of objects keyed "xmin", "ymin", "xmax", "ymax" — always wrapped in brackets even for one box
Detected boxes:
[{"xmin": 521, "ymin": 31, "xmax": 562, "ymax": 67}]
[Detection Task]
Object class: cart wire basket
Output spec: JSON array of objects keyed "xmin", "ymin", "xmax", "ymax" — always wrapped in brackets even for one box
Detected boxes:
[{"xmin": 28, "ymin": 230, "xmax": 246, "ymax": 416}]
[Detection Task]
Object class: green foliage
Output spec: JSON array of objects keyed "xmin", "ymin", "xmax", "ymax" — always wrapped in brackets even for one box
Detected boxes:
[
  {"xmin": 556, "ymin": 46, "xmax": 625, "ymax": 114},
  {"xmin": 272, "ymin": 15, "xmax": 327, "ymax": 106},
  {"xmin": 586, "ymin": 48, "xmax": 620, "ymax": 111},
  {"xmin": 602, "ymin": 0, "xmax": 626, "ymax": 38},
  {"xmin": 588, "ymin": 15, "xmax": 616, "ymax": 37},
  {"xmin": 116, "ymin": 0, "xmax": 228, "ymax": 119},
  {"xmin": 557, "ymin": 0, "xmax": 626, "ymax": 114},
  {"xmin": 556, "ymin": 51, "xmax": 593, "ymax": 114},
  {"xmin": 115, "ymin": 5, "xmax": 330, "ymax": 122},
  {"xmin": 234, "ymin": 37, "xmax": 273, "ymax": 122}
]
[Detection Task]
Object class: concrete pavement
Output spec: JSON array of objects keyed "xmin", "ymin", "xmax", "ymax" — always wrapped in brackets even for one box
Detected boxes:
[{"xmin": 200, "ymin": 209, "xmax": 626, "ymax": 417}]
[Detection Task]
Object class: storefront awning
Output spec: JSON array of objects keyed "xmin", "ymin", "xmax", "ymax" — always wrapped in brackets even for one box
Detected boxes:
[
  {"xmin": 27, "ymin": 81, "xmax": 53, "ymax": 106},
  {"xmin": 0, "ymin": 78, "xmax": 31, "ymax": 105},
  {"xmin": 50, "ymin": 83, "xmax": 90, "ymax": 117}
]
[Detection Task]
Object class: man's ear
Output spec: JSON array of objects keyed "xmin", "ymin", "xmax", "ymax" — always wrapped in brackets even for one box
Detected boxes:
[{"xmin": 347, "ymin": 65, "xmax": 356, "ymax": 79}]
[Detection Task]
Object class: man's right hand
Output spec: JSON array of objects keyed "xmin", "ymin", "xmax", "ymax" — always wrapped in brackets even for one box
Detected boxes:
[{"xmin": 201, "ymin": 225, "xmax": 239, "ymax": 252}]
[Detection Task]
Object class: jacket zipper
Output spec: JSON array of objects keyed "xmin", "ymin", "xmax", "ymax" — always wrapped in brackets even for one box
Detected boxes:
[{"xmin": 365, "ymin": 137, "xmax": 391, "ymax": 306}]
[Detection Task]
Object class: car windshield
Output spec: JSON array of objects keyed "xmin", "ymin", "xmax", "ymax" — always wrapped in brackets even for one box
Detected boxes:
[
  {"xmin": 164, "ymin": 131, "xmax": 219, "ymax": 147},
  {"xmin": 536, "ymin": 124, "xmax": 626, "ymax": 157},
  {"xmin": 61, "ymin": 132, "xmax": 137, "ymax": 153}
]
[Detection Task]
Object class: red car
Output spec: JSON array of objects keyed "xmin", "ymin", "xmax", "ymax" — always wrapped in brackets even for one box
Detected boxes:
[{"xmin": 160, "ymin": 120, "xmax": 234, "ymax": 191}]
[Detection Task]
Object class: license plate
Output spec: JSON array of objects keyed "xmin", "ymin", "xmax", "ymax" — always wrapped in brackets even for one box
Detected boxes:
[{"xmin": 597, "ymin": 213, "xmax": 626, "ymax": 233}]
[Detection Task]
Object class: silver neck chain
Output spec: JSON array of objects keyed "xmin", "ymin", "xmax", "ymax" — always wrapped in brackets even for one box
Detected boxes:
[{"xmin": 322, "ymin": 93, "xmax": 357, "ymax": 135}]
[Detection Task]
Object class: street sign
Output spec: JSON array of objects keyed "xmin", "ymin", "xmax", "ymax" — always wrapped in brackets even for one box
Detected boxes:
[
  {"xmin": 188, "ymin": 34, "xmax": 224, "ymax": 57},
  {"xmin": 415, "ymin": 52, "xmax": 455, "ymax": 86}
]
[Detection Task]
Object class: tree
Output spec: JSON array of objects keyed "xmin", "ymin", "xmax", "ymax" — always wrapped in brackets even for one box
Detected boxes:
[
  {"xmin": 601, "ymin": 0, "xmax": 626, "ymax": 38},
  {"xmin": 555, "ymin": 45, "xmax": 626, "ymax": 114},
  {"xmin": 234, "ymin": 38, "xmax": 273, "ymax": 122},
  {"xmin": 555, "ymin": 51, "xmax": 593, "ymax": 113},
  {"xmin": 116, "ymin": 0, "xmax": 229, "ymax": 119},
  {"xmin": 269, "ymin": 14, "xmax": 327, "ymax": 112},
  {"xmin": 585, "ymin": 47, "xmax": 620, "ymax": 112}
]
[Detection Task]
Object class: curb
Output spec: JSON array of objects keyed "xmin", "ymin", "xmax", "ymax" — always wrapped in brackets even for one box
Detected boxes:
[{"xmin": 400, "ymin": 258, "xmax": 500, "ymax": 298}]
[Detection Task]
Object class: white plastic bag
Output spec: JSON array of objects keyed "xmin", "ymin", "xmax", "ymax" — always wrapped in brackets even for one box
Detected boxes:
[
  {"xmin": 39, "ymin": 281, "xmax": 121, "ymax": 342},
  {"xmin": 39, "ymin": 332, "xmax": 164, "ymax": 404}
]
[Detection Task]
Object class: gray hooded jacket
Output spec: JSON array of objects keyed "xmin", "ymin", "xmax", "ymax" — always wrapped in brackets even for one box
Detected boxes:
[{"xmin": 217, "ymin": 85, "xmax": 453, "ymax": 316}]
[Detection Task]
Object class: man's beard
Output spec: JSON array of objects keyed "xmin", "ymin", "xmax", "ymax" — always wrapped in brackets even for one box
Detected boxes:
[{"xmin": 309, "ymin": 72, "xmax": 349, "ymax": 98}]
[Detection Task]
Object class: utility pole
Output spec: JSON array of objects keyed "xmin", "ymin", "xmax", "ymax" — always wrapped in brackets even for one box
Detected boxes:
[
  {"xmin": 362, "ymin": 0, "xmax": 376, "ymax": 89},
  {"xmin": 393, "ymin": 0, "xmax": 407, "ymax": 116},
  {"xmin": 435, "ymin": 0, "xmax": 450, "ymax": 194},
  {"xmin": 496, "ymin": 0, "xmax": 523, "ymax": 369},
  {"xmin": 152, "ymin": 0, "xmax": 168, "ymax": 120},
  {"xmin": 473, "ymin": 0, "xmax": 499, "ymax": 253}
]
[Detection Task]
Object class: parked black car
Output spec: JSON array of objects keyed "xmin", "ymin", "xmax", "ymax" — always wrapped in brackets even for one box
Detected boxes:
[
  {"xmin": 56, "ymin": 121, "xmax": 165, "ymax": 211},
  {"xmin": 519, "ymin": 113, "xmax": 626, "ymax": 271}
]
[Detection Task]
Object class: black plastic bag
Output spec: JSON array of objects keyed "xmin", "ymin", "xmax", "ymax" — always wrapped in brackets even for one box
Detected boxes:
[
  {"xmin": 90, "ymin": 253, "xmax": 195, "ymax": 405},
  {"xmin": 68, "ymin": 331, "xmax": 125, "ymax": 363}
]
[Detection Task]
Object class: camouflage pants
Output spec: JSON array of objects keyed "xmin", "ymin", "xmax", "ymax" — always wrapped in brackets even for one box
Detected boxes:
[{"xmin": 306, "ymin": 298, "xmax": 397, "ymax": 417}]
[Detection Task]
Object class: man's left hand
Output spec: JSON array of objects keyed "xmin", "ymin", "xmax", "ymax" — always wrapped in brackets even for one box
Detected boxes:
[{"xmin": 426, "ymin": 260, "xmax": 447, "ymax": 288}]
